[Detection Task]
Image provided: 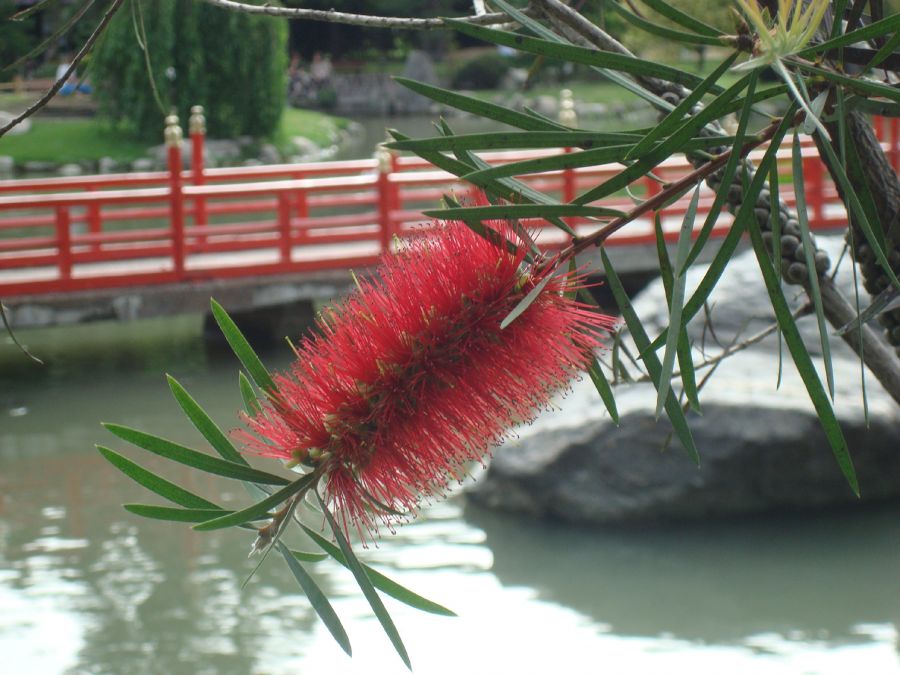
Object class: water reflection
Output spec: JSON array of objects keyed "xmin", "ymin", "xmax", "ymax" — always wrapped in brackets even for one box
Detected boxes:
[
  {"xmin": 1, "ymin": 319, "xmax": 899, "ymax": 674},
  {"xmin": 466, "ymin": 503, "xmax": 900, "ymax": 646}
]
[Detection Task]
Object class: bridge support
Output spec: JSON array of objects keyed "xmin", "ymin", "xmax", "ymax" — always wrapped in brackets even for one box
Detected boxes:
[{"xmin": 202, "ymin": 299, "xmax": 318, "ymax": 349}]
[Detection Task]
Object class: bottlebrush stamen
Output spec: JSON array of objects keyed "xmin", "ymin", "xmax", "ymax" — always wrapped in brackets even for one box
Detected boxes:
[{"xmin": 235, "ymin": 218, "xmax": 617, "ymax": 540}]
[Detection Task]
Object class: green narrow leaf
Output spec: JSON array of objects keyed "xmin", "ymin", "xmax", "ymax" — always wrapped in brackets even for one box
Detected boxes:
[
  {"xmin": 844, "ymin": 133, "xmax": 887, "ymax": 251},
  {"xmin": 588, "ymin": 357, "xmax": 620, "ymax": 424},
  {"xmin": 301, "ymin": 525, "xmax": 455, "ymax": 617},
  {"xmin": 836, "ymin": 87, "xmax": 870, "ymax": 425},
  {"xmin": 394, "ymin": 78, "xmax": 566, "ymax": 131},
  {"xmin": 815, "ymin": 128, "xmax": 900, "ymax": 291},
  {"xmin": 648, "ymin": 108, "xmax": 796, "ymax": 353},
  {"xmin": 167, "ymin": 374, "xmax": 247, "ymax": 465},
  {"xmin": 609, "ymin": 328, "xmax": 634, "ymax": 383},
  {"xmin": 601, "ymin": 249, "xmax": 700, "ymax": 464},
  {"xmin": 277, "ymin": 542, "xmax": 352, "ymax": 657},
  {"xmin": 387, "ymin": 130, "xmax": 646, "ymax": 152},
  {"xmin": 193, "ymin": 470, "xmax": 321, "ymax": 531},
  {"xmin": 574, "ymin": 73, "xmax": 752, "ymax": 205},
  {"xmin": 865, "ymin": 29, "xmax": 900, "ymax": 71},
  {"xmin": 792, "ymin": 134, "xmax": 835, "ymax": 398},
  {"xmin": 465, "ymin": 143, "xmax": 636, "ymax": 180},
  {"xmin": 239, "ymin": 371, "xmax": 262, "ymax": 416},
  {"xmin": 423, "ymin": 204, "xmax": 624, "ymax": 221},
  {"xmin": 388, "ymin": 130, "xmax": 574, "ymax": 237},
  {"xmin": 607, "ymin": 0, "xmax": 725, "ymax": 46},
  {"xmin": 774, "ymin": 60, "xmax": 830, "ymax": 140},
  {"xmin": 439, "ymin": 119, "xmax": 575, "ymax": 236},
  {"xmin": 769, "ymin": 153, "xmax": 785, "ymax": 389},
  {"xmin": 103, "ymin": 423, "xmax": 290, "ymax": 485},
  {"xmin": 652, "ymin": 215, "xmax": 699, "ymax": 410},
  {"xmin": 490, "ymin": 0, "xmax": 678, "ymax": 113},
  {"xmin": 797, "ymin": 11, "xmax": 900, "ymax": 58},
  {"xmin": 315, "ymin": 494, "xmax": 411, "ymax": 670},
  {"xmin": 97, "ymin": 445, "xmax": 221, "ymax": 509},
  {"xmin": 464, "ymin": 136, "xmax": 734, "ymax": 184},
  {"xmin": 746, "ymin": 207, "xmax": 858, "ymax": 495},
  {"xmin": 501, "ymin": 273, "xmax": 555, "ymax": 329},
  {"xmin": 627, "ymin": 53, "xmax": 738, "ymax": 161},
  {"xmin": 438, "ymin": 125, "xmax": 577, "ymax": 236},
  {"xmin": 290, "ymin": 550, "xmax": 329, "ymax": 563},
  {"xmin": 123, "ymin": 504, "xmax": 235, "ymax": 523},
  {"xmin": 654, "ymin": 214, "xmax": 675, "ymax": 296},
  {"xmin": 446, "ymin": 19, "xmax": 710, "ymax": 90},
  {"xmin": 793, "ymin": 61, "xmax": 900, "ymax": 103},
  {"xmin": 836, "ymin": 286, "xmax": 900, "ymax": 336},
  {"xmin": 440, "ymin": 194, "xmax": 535, "ymax": 260},
  {"xmin": 656, "ymin": 187, "xmax": 701, "ymax": 417},
  {"xmin": 640, "ymin": 0, "xmax": 722, "ymax": 36},
  {"xmin": 209, "ymin": 299, "xmax": 277, "ymax": 393},
  {"xmin": 576, "ymin": 286, "xmax": 626, "ymax": 413}
]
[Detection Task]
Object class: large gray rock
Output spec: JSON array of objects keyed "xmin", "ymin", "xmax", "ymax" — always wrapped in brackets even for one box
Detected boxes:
[
  {"xmin": 58, "ymin": 163, "xmax": 82, "ymax": 176},
  {"xmin": 469, "ymin": 236, "xmax": 900, "ymax": 522},
  {"xmin": 98, "ymin": 157, "xmax": 120, "ymax": 174},
  {"xmin": 394, "ymin": 50, "xmax": 439, "ymax": 114}
]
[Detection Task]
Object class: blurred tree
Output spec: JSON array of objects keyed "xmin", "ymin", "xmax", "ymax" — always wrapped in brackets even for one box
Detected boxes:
[{"xmin": 90, "ymin": 0, "xmax": 286, "ymax": 140}]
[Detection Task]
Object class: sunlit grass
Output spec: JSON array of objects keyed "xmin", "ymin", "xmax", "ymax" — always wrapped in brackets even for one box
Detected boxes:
[
  {"xmin": 0, "ymin": 117, "xmax": 149, "ymax": 164},
  {"xmin": 0, "ymin": 105, "xmax": 349, "ymax": 165}
]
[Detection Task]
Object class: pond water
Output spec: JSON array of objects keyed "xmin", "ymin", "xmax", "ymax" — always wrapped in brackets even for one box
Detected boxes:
[{"xmin": 1, "ymin": 318, "xmax": 899, "ymax": 674}]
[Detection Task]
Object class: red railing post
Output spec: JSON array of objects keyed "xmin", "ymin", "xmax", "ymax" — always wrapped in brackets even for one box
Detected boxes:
[
  {"xmin": 376, "ymin": 141, "xmax": 395, "ymax": 253},
  {"xmin": 804, "ymin": 153, "xmax": 824, "ymax": 228},
  {"xmin": 873, "ymin": 114, "xmax": 885, "ymax": 142},
  {"xmin": 55, "ymin": 206, "xmax": 72, "ymax": 281},
  {"xmin": 294, "ymin": 185, "xmax": 308, "ymax": 243},
  {"xmin": 165, "ymin": 112, "xmax": 186, "ymax": 278},
  {"xmin": 562, "ymin": 147, "xmax": 576, "ymax": 202},
  {"xmin": 189, "ymin": 105, "xmax": 208, "ymax": 246},
  {"xmin": 891, "ymin": 117, "xmax": 900, "ymax": 173},
  {"xmin": 86, "ymin": 186, "xmax": 101, "ymax": 252},
  {"xmin": 277, "ymin": 193, "xmax": 292, "ymax": 265}
]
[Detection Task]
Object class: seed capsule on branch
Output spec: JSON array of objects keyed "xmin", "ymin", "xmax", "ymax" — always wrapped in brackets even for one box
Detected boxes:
[{"xmin": 235, "ymin": 218, "xmax": 617, "ymax": 540}]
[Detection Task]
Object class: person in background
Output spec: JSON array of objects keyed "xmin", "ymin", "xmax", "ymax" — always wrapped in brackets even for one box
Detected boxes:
[{"xmin": 56, "ymin": 54, "xmax": 92, "ymax": 96}]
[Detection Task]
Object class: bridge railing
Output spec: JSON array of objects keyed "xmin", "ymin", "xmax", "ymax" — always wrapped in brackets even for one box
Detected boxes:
[{"xmin": 1, "ymin": 107, "xmax": 897, "ymax": 298}]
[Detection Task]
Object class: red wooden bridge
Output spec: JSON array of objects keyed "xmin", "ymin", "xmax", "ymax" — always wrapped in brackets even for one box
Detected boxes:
[{"xmin": 1, "ymin": 113, "xmax": 897, "ymax": 328}]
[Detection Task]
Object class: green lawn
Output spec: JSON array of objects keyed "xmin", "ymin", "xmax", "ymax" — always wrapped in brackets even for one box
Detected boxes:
[
  {"xmin": 0, "ymin": 118, "xmax": 150, "ymax": 164},
  {"xmin": 274, "ymin": 107, "xmax": 350, "ymax": 152},
  {"xmin": 0, "ymin": 105, "xmax": 349, "ymax": 165}
]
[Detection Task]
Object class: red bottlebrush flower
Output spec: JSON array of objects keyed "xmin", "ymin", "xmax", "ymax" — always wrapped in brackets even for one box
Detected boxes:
[{"xmin": 236, "ymin": 219, "xmax": 617, "ymax": 539}]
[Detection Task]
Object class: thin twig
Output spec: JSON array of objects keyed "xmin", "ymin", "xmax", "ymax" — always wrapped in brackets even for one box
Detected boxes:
[
  {"xmin": 196, "ymin": 0, "xmax": 522, "ymax": 29},
  {"xmin": 0, "ymin": 0, "xmax": 125, "ymax": 138}
]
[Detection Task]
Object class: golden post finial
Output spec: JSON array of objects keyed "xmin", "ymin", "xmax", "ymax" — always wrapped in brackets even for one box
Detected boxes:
[
  {"xmin": 189, "ymin": 105, "xmax": 206, "ymax": 135},
  {"xmin": 558, "ymin": 88, "xmax": 577, "ymax": 128},
  {"xmin": 375, "ymin": 133, "xmax": 395, "ymax": 173},
  {"xmin": 164, "ymin": 111, "xmax": 183, "ymax": 147}
]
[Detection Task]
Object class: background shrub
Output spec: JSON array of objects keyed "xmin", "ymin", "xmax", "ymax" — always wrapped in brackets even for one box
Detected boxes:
[{"xmin": 450, "ymin": 51, "xmax": 511, "ymax": 90}]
